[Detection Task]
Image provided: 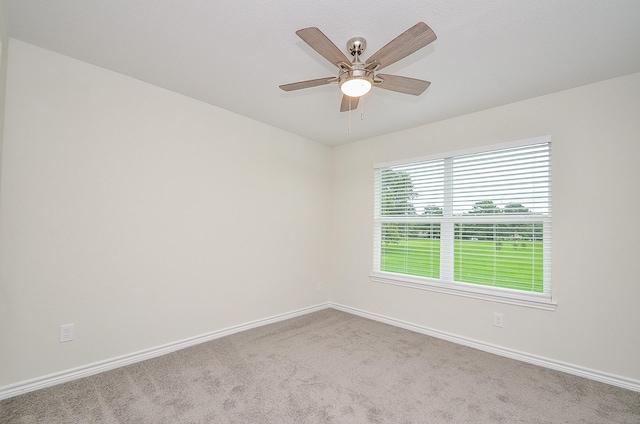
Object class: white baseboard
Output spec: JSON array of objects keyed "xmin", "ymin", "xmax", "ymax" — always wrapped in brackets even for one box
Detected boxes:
[
  {"xmin": 329, "ymin": 302, "xmax": 640, "ymax": 392},
  {"xmin": 0, "ymin": 303, "xmax": 331, "ymax": 401},
  {"xmin": 2, "ymin": 301, "xmax": 637, "ymax": 400}
]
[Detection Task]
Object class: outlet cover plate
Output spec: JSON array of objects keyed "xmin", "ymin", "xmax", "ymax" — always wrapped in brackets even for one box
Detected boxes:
[
  {"xmin": 493, "ymin": 313, "xmax": 504, "ymax": 328},
  {"xmin": 60, "ymin": 324, "xmax": 74, "ymax": 342}
]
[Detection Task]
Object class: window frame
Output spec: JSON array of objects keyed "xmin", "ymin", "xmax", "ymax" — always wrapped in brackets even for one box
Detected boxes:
[{"xmin": 371, "ymin": 136, "xmax": 556, "ymax": 311}]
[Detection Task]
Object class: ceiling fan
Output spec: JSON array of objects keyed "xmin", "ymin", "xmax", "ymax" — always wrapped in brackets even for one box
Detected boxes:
[{"xmin": 279, "ymin": 22, "xmax": 437, "ymax": 112}]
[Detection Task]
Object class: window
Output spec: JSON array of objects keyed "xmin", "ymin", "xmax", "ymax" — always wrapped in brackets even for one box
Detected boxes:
[{"xmin": 372, "ymin": 137, "xmax": 554, "ymax": 310}]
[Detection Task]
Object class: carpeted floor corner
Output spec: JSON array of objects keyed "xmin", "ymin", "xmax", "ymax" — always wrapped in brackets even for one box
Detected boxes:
[{"xmin": 1, "ymin": 309, "xmax": 639, "ymax": 423}]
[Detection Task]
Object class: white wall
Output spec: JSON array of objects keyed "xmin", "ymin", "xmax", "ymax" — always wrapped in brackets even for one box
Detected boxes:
[
  {"xmin": 0, "ymin": 40, "xmax": 331, "ymax": 386},
  {"xmin": 330, "ymin": 72, "xmax": 640, "ymax": 382},
  {"xmin": 0, "ymin": 0, "xmax": 7, "ymax": 148},
  {"xmin": 0, "ymin": 0, "xmax": 8, "ymax": 181},
  {"xmin": 0, "ymin": 0, "xmax": 11, "ymax": 388}
]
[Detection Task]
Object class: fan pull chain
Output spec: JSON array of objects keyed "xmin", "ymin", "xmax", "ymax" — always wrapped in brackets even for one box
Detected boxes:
[
  {"xmin": 348, "ymin": 97, "xmax": 352, "ymax": 134},
  {"xmin": 361, "ymin": 96, "xmax": 365, "ymax": 121}
]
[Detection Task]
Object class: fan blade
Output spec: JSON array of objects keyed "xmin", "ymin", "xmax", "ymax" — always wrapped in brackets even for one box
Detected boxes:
[
  {"xmin": 340, "ymin": 95, "xmax": 360, "ymax": 112},
  {"xmin": 376, "ymin": 74, "xmax": 431, "ymax": 96},
  {"xmin": 279, "ymin": 77, "xmax": 335, "ymax": 92},
  {"xmin": 296, "ymin": 27, "xmax": 352, "ymax": 67},
  {"xmin": 365, "ymin": 22, "xmax": 436, "ymax": 71}
]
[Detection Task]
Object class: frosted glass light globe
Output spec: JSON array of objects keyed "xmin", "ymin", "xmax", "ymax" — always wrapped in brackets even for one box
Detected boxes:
[{"xmin": 340, "ymin": 78, "xmax": 372, "ymax": 97}]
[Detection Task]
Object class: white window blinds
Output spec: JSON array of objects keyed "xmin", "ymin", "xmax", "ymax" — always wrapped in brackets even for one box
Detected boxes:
[{"xmin": 373, "ymin": 138, "xmax": 552, "ymax": 304}]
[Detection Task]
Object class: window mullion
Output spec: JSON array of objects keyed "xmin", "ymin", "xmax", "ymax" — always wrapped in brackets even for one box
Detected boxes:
[{"xmin": 440, "ymin": 157, "xmax": 454, "ymax": 282}]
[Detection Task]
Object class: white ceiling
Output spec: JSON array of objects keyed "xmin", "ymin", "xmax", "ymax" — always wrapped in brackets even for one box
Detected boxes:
[{"xmin": 5, "ymin": 0, "xmax": 640, "ymax": 146}]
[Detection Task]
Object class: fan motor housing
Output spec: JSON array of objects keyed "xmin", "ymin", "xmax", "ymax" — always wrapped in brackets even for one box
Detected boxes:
[{"xmin": 339, "ymin": 63, "xmax": 373, "ymax": 83}]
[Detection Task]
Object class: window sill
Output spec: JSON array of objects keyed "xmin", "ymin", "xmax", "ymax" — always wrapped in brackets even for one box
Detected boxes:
[{"xmin": 370, "ymin": 272, "xmax": 557, "ymax": 311}]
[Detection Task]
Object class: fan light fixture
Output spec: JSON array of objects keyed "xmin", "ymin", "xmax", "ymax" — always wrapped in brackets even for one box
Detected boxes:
[{"xmin": 340, "ymin": 76, "xmax": 372, "ymax": 97}]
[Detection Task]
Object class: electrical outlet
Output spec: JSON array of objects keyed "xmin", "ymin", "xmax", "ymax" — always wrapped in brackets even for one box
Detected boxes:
[
  {"xmin": 493, "ymin": 313, "xmax": 504, "ymax": 328},
  {"xmin": 317, "ymin": 281, "xmax": 324, "ymax": 292},
  {"xmin": 60, "ymin": 324, "xmax": 74, "ymax": 342}
]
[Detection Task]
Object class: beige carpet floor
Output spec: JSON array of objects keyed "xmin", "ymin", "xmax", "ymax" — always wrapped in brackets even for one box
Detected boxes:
[{"xmin": 1, "ymin": 309, "xmax": 638, "ymax": 423}]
